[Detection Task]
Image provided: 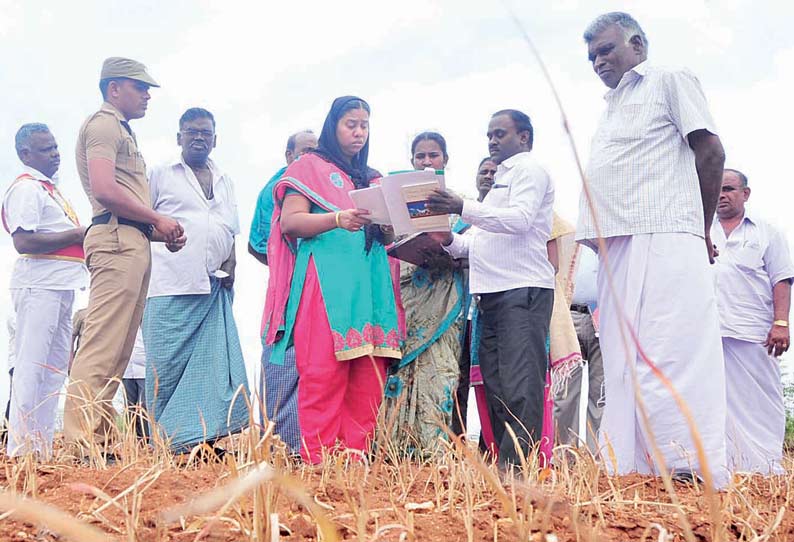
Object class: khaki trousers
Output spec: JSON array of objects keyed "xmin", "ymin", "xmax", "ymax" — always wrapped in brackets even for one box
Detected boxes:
[
  {"xmin": 63, "ymin": 223, "xmax": 150, "ymax": 453},
  {"xmin": 553, "ymin": 309, "xmax": 604, "ymax": 452}
]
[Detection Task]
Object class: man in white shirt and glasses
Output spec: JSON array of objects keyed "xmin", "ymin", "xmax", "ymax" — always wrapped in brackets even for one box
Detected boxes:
[
  {"xmin": 428, "ymin": 109, "xmax": 555, "ymax": 470},
  {"xmin": 577, "ymin": 12, "xmax": 728, "ymax": 487},
  {"xmin": 143, "ymin": 108, "xmax": 249, "ymax": 455},
  {"xmin": 711, "ymin": 168, "xmax": 793, "ymax": 474}
]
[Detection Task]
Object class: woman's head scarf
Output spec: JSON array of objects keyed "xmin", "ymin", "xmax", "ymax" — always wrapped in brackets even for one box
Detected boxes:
[{"xmin": 312, "ymin": 95, "xmax": 383, "ymax": 251}]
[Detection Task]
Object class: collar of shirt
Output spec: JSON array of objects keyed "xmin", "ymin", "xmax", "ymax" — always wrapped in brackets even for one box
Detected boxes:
[
  {"xmin": 169, "ymin": 155, "xmax": 227, "ymax": 202},
  {"xmin": 604, "ymin": 60, "xmax": 649, "ymax": 100},
  {"xmin": 171, "ymin": 155, "xmax": 223, "ymax": 178},
  {"xmin": 714, "ymin": 210, "xmax": 757, "ymax": 233},
  {"xmin": 100, "ymin": 102, "xmax": 135, "ymax": 137},
  {"xmin": 20, "ymin": 165, "xmax": 59, "ymax": 186},
  {"xmin": 496, "ymin": 151, "xmax": 531, "ymax": 175},
  {"xmin": 100, "ymin": 101, "xmax": 127, "ymax": 122}
]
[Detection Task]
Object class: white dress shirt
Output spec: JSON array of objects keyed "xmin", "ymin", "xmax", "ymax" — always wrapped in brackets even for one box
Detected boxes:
[
  {"xmin": 147, "ymin": 157, "xmax": 240, "ymax": 298},
  {"xmin": 571, "ymin": 245, "xmax": 599, "ymax": 307},
  {"xmin": 711, "ymin": 211, "xmax": 794, "ymax": 343},
  {"xmin": 2, "ymin": 166, "xmax": 87, "ymax": 290},
  {"xmin": 445, "ymin": 152, "xmax": 555, "ymax": 294},
  {"xmin": 577, "ymin": 62, "xmax": 718, "ymax": 245}
]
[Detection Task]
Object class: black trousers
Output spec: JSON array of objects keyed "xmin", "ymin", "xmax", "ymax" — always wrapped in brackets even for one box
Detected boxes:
[
  {"xmin": 122, "ymin": 378, "xmax": 149, "ymax": 440},
  {"xmin": 450, "ymin": 321, "xmax": 472, "ymax": 436},
  {"xmin": 478, "ymin": 286, "xmax": 553, "ymax": 468}
]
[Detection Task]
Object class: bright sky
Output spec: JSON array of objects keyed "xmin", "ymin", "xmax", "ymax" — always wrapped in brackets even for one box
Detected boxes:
[{"xmin": 1, "ymin": 0, "xmax": 792, "ymax": 407}]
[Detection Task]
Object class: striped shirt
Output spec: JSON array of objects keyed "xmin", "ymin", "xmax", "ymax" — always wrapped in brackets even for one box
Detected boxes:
[
  {"xmin": 445, "ymin": 151, "xmax": 555, "ymax": 294},
  {"xmin": 576, "ymin": 62, "xmax": 718, "ymax": 244}
]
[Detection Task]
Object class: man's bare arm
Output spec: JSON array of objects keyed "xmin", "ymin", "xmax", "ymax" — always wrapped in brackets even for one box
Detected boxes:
[
  {"xmin": 765, "ymin": 280, "xmax": 791, "ymax": 357},
  {"xmin": 248, "ymin": 242, "xmax": 268, "ymax": 266},
  {"xmin": 219, "ymin": 240, "xmax": 237, "ymax": 288},
  {"xmin": 12, "ymin": 228, "xmax": 85, "ymax": 254},
  {"xmin": 688, "ymin": 129, "xmax": 725, "ymax": 264}
]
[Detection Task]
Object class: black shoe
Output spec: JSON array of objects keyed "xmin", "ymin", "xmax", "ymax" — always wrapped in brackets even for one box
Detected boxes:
[
  {"xmin": 78, "ymin": 452, "xmax": 119, "ymax": 467},
  {"xmin": 671, "ymin": 470, "xmax": 703, "ymax": 485}
]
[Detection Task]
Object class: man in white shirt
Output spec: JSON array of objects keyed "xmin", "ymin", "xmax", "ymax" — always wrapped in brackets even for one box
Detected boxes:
[
  {"xmin": 143, "ymin": 108, "xmax": 249, "ymax": 453},
  {"xmin": 2, "ymin": 123, "xmax": 87, "ymax": 457},
  {"xmin": 711, "ymin": 169, "xmax": 793, "ymax": 474},
  {"xmin": 577, "ymin": 12, "xmax": 728, "ymax": 486},
  {"xmin": 429, "ymin": 110, "xmax": 555, "ymax": 469}
]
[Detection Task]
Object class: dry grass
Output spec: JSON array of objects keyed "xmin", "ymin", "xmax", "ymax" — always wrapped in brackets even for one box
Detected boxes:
[{"xmin": 0, "ymin": 396, "xmax": 792, "ymax": 542}]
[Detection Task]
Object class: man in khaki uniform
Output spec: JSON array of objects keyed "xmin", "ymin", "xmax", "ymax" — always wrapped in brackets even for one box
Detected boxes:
[{"xmin": 64, "ymin": 57, "xmax": 186, "ymax": 461}]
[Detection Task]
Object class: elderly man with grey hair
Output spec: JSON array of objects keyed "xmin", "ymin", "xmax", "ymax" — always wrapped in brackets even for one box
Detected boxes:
[
  {"xmin": 1, "ymin": 123, "xmax": 87, "ymax": 457},
  {"xmin": 576, "ymin": 12, "xmax": 729, "ymax": 487}
]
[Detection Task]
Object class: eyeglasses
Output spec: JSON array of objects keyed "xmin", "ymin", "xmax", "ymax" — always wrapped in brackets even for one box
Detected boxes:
[{"xmin": 182, "ymin": 129, "xmax": 214, "ymax": 138}]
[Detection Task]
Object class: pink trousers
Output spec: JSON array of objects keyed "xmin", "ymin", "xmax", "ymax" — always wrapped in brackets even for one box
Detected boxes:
[{"xmin": 293, "ymin": 261, "xmax": 388, "ymax": 464}]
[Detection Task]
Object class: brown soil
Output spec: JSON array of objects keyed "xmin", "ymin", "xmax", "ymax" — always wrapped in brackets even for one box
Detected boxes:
[{"xmin": 0, "ymin": 460, "xmax": 792, "ymax": 542}]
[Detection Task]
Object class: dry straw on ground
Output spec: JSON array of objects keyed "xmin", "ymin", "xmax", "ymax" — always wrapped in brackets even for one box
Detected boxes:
[{"xmin": 0, "ymin": 395, "xmax": 792, "ymax": 541}]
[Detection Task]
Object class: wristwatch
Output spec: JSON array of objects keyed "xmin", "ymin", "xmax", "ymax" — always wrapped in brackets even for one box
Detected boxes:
[{"xmin": 773, "ymin": 320, "xmax": 789, "ymax": 327}]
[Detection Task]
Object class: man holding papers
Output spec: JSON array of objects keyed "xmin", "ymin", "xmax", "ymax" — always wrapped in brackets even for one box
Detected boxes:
[{"xmin": 427, "ymin": 109, "xmax": 555, "ymax": 470}]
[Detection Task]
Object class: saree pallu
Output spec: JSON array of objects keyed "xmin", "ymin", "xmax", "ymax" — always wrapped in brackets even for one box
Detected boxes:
[
  {"xmin": 143, "ymin": 278, "xmax": 250, "ymax": 452},
  {"xmin": 383, "ymin": 262, "xmax": 464, "ymax": 456}
]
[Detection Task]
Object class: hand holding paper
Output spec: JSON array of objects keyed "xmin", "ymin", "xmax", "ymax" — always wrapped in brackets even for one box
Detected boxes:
[
  {"xmin": 426, "ymin": 189, "xmax": 464, "ymax": 215},
  {"xmin": 337, "ymin": 209, "xmax": 372, "ymax": 232},
  {"xmin": 349, "ymin": 170, "xmax": 451, "ymax": 235},
  {"xmin": 427, "ymin": 231, "xmax": 453, "ymax": 245}
]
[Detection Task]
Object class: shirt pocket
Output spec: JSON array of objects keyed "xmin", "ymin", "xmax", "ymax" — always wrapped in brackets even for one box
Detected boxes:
[
  {"xmin": 117, "ymin": 137, "xmax": 147, "ymax": 177},
  {"xmin": 733, "ymin": 243, "xmax": 763, "ymax": 272},
  {"xmin": 608, "ymin": 100, "xmax": 668, "ymax": 142}
]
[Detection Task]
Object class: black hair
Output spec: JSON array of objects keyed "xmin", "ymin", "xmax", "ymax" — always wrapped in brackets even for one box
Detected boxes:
[
  {"xmin": 724, "ymin": 168, "xmax": 749, "ymax": 187},
  {"xmin": 410, "ymin": 131, "xmax": 449, "ymax": 160},
  {"xmin": 492, "ymin": 109, "xmax": 534, "ymax": 147},
  {"xmin": 179, "ymin": 107, "xmax": 215, "ymax": 130},
  {"xmin": 478, "ymin": 156, "xmax": 495, "ymax": 168},
  {"xmin": 99, "ymin": 77, "xmax": 127, "ymax": 100}
]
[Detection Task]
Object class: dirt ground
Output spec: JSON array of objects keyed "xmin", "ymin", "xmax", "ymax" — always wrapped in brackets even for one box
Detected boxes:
[{"xmin": 1, "ymin": 458, "xmax": 792, "ymax": 542}]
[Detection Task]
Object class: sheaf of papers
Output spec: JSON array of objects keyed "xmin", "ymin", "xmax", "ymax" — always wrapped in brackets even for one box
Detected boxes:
[{"xmin": 349, "ymin": 170, "xmax": 450, "ymax": 236}]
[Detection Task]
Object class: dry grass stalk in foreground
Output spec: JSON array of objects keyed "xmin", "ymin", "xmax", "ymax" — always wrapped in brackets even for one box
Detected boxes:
[{"xmin": 0, "ymin": 396, "xmax": 792, "ymax": 541}]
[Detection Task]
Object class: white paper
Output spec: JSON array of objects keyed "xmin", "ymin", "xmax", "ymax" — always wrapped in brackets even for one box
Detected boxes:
[
  {"xmin": 348, "ymin": 185, "xmax": 390, "ymax": 225},
  {"xmin": 349, "ymin": 170, "xmax": 450, "ymax": 236}
]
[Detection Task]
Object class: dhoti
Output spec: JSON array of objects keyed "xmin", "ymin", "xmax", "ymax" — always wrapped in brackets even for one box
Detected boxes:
[
  {"xmin": 143, "ymin": 278, "xmax": 250, "ymax": 452},
  {"xmin": 596, "ymin": 233, "xmax": 728, "ymax": 487},
  {"xmin": 723, "ymin": 337, "xmax": 784, "ymax": 474}
]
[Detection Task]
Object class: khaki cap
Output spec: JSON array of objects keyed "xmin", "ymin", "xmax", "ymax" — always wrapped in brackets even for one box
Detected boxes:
[{"xmin": 100, "ymin": 57, "xmax": 160, "ymax": 87}]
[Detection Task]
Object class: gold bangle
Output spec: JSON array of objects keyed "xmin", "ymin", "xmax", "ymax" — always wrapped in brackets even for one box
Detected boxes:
[
  {"xmin": 335, "ymin": 211, "xmax": 342, "ymax": 228},
  {"xmin": 773, "ymin": 320, "xmax": 789, "ymax": 328}
]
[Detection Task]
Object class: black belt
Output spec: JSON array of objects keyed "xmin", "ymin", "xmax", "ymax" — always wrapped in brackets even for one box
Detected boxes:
[
  {"xmin": 570, "ymin": 303, "xmax": 590, "ymax": 314},
  {"xmin": 91, "ymin": 212, "xmax": 153, "ymax": 239}
]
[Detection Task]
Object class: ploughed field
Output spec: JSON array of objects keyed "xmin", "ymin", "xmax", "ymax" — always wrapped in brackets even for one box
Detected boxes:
[{"xmin": 0, "ymin": 432, "xmax": 792, "ymax": 541}]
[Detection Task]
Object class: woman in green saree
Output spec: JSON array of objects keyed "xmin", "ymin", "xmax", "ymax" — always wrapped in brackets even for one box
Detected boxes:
[{"xmin": 383, "ymin": 132, "xmax": 466, "ymax": 457}]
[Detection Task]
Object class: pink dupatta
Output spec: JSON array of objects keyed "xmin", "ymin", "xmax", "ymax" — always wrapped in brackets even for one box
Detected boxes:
[{"xmin": 260, "ymin": 154, "xmax": 354, "ymax": 345}]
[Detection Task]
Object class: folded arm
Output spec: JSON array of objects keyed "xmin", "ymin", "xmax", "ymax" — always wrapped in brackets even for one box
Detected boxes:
[{"xmin": 11, "ymin": 227, "xmax": 85, "ymax": 254}]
